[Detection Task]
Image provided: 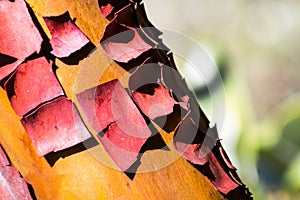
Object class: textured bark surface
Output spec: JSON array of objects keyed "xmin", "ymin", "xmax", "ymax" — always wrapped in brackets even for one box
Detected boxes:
[
  {"xmin": 6, "ymin": 57, "xmax": 64, "ymax": 116},
  {"xmin": 0, "ymin": 0, "xmax": 43, "ymax": 80},
  {"xmin": 43, "ymin": 12, "xmax": 90, "ymax": 58},
  {"xmin": 77, "ymin": 79, "xmax": 152, "ymax": 171},
  {"xmin": 22, "ymin": 96, "xmax": 91, "ymax": 156},
  {"xmin": 0, "ymin": 0, "xmax": 252, "ymax": 199}
]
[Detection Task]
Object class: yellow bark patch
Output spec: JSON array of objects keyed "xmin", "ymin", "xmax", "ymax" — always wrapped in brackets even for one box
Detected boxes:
[{"xmin": 0, "ymin": 88, "xmax": 57, "ymax": 199}]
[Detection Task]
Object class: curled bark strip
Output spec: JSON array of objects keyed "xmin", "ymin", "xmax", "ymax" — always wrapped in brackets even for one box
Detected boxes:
[
  {"xmin": 101, "ymin": 5, "xmax": 155, "ymax": 63},
  {"xmin": 132, "ymin": 85, "xmax": 176, "ymax": 119},
  {"xmin": 211, "ymin": 141, "xmax": 251, "ymax": 199},
  {"xmin": 174, "ymin": 137, "xmax": 240, "ymax": 194},
  {"xmin": 98, "ymin": 0, "xmax": 132, "ymax": 19},
  {"xmin": 99, "ymin": 3, "xmax": 114, "ymax": 17},
  {"xmin": 102, "ymin": 28, "xmax": 152, "ymax": 63},
  {"xmin": 76, "ymin": 79, "xmax": 152, "ymax": 171},
  {"xmin": 117, "ymin": 48, "xmax": 170, "ymax": 71},
  {"xmin": 98, "ymin": 0, "xmax": 143, "ymax": 19},
  {"xmin": 22, "ymin": 96, "xmax": 91, "ymax": 157},
  {"xmin": 43, "ymin": 12, "xmax": 90, "ymax": 58},
  {"xmin": 58, "ymin": 41, "xmax": 96, "ymax": 65},
  {"xmin": 5, "ymin": 57, "xmax": 64, "ymax": 116},
  {"xmin": 0, "ymin": 0, "xmax": 43, "ymax": 80},
  {"xmin": 97, "ymin": 122, "xmax": 147, "ymax": 172}
]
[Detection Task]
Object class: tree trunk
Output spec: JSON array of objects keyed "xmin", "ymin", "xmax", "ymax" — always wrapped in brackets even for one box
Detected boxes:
[{"xmin": 0, "ymin": 0, "xmax": 252, "ymax": 199}]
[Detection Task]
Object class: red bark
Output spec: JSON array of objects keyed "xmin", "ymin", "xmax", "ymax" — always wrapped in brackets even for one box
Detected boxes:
[
  {"xmin": 0, "ymin": 0, "xmax": 42, "ymax": 80},
  {"xmin": 132, "ymin": 85, "xmax": 176, "ymax": 119},
  {"xmin": 22, "ymin": 96, "xmax": 91, "ymax": 156},
  {"xmin": 6, "ymin": 57, "xmax": 64, "ymax": 116},
  {"xmin": 0, "ymin": 146, "xmax": 32, "ymax": 199},
  {"xmin": 0, "ymin": 166, "xmax": 33, "ymax": 200},
  {"xmin": 44, "ymin": 12, "xmax": 89, "ymax": 58},
  {"xmin": 76, "ymin": 79, "xmax": 152, "ymax": 171}
]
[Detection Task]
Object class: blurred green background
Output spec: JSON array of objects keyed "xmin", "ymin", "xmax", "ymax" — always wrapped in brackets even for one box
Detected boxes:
[{"xmin": 144, "ymin": 0, "xmax": 300, "ymax": 199}]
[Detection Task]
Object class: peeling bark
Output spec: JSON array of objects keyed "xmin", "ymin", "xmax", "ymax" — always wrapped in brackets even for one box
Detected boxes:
[
  {"xmin": 22, "ymin": 96, "xmax": 91, "ymax": 156},
  {"xmin": 76, "ymin": 79, "xmax": 152, "ymax": 171},
  {"xmin": 0, "ymin": 146, "xmax": 33, "ymax": 199},
  {"xmin": 43, "ymin": 12, "xmax": 89, "ymax": 58},
  {"xmin": 0, "ymin": 0, "xmax": 252, "ymax": 199},
  {"xmin": 6, "ymin": 57, "xmax": 63, "ymax": 116}
]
